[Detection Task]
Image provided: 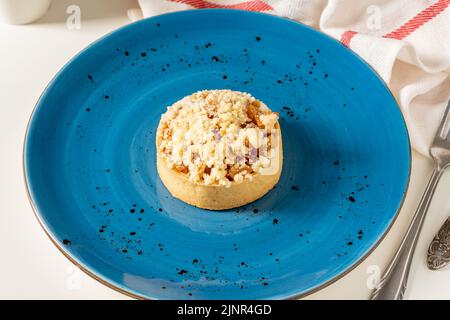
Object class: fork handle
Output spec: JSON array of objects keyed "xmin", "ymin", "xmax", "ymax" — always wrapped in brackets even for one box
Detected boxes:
[{"xmin": 371, "ymin": 166, "xmax": 444, "ymax": 300}]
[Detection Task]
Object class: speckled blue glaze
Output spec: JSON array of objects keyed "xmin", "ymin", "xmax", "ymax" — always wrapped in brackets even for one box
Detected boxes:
[{"xmin": 24, "ymin": 10, "xmax": 410, "ymax": 299}]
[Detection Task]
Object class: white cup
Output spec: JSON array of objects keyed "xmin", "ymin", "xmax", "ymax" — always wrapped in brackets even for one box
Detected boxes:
[{"xmin": 0, "ymin": 0, "xmax": 52, "ymax": 25}]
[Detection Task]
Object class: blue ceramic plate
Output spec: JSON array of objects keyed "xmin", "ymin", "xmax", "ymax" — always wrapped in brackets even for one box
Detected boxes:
[{"xmin": 24, "ymin": 10, "xmax": 410, "ymax": 299}]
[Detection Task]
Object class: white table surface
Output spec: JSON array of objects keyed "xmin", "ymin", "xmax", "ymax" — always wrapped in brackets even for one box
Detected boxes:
[{"xmin": 1, "ymin": 0, "xmax": 450, "ymax": 300}]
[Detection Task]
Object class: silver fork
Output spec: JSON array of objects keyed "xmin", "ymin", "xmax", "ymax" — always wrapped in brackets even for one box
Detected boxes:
[{"xmin": 371, "ymin": 99, "xmax": 450, "ymax": 300}]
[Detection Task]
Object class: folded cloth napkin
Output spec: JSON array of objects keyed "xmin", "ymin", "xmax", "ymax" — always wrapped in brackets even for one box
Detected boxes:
[{"xmin": 135, "ymin": 0, "xmax": 450, "ymax": 157}]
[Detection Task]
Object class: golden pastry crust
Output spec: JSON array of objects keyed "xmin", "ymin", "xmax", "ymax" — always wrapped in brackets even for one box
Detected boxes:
[{"xmin": 156, "ymin": 90, "xmax": 283, "ymax": 210}]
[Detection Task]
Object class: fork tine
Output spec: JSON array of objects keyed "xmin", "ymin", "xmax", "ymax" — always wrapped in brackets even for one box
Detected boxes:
[{"xmin": 436, "ymin": 99, "xmax": 450, "ymax": 141}]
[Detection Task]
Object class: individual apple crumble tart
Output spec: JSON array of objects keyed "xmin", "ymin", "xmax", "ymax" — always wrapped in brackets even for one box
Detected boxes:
[{"xmin": 156, "ymin": 90, "xmax": 283, "ymax": 210}]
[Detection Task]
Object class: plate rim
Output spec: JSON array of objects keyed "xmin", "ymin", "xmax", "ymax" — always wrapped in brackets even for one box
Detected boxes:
[{"xmin": 23, "ymin": 8, "xmax": 412, "ymax": 300}]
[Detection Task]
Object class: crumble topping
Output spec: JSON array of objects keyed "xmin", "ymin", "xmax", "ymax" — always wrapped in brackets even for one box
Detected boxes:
[{"xmin": 156, "ymin": 90, "xmax": 280, "ymax": 187}]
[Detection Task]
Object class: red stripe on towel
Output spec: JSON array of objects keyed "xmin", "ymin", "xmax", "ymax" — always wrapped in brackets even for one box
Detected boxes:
[
  {"xmin": 341, "ymin": 30, "xmax": 357, "ymax": 47},
  {"xmin": 168, "ymin": 0, "xmax": 274, "ymax": 12},
  {"xmin": 383, "ymin": 0, "xmax": 450, "ymax": 40},
  {"xmin": 341, "ymin": 0, "xmax": 450, "ymax": 47}
]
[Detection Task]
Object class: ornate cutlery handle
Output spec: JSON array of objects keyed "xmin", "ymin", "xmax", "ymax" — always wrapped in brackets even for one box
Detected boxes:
[
  {"xmin": 371, "ymin": 166, "xmax": 444, "ymax": 300},
  {"xmin": 427, "ymin": 217, "xmax": 450, "ymax": 270}
]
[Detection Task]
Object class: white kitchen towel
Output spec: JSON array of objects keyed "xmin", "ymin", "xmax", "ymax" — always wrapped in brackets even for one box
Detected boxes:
[{"xmin": 135, "ymin": 0, "xmax": 450, "ymax": 157}]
